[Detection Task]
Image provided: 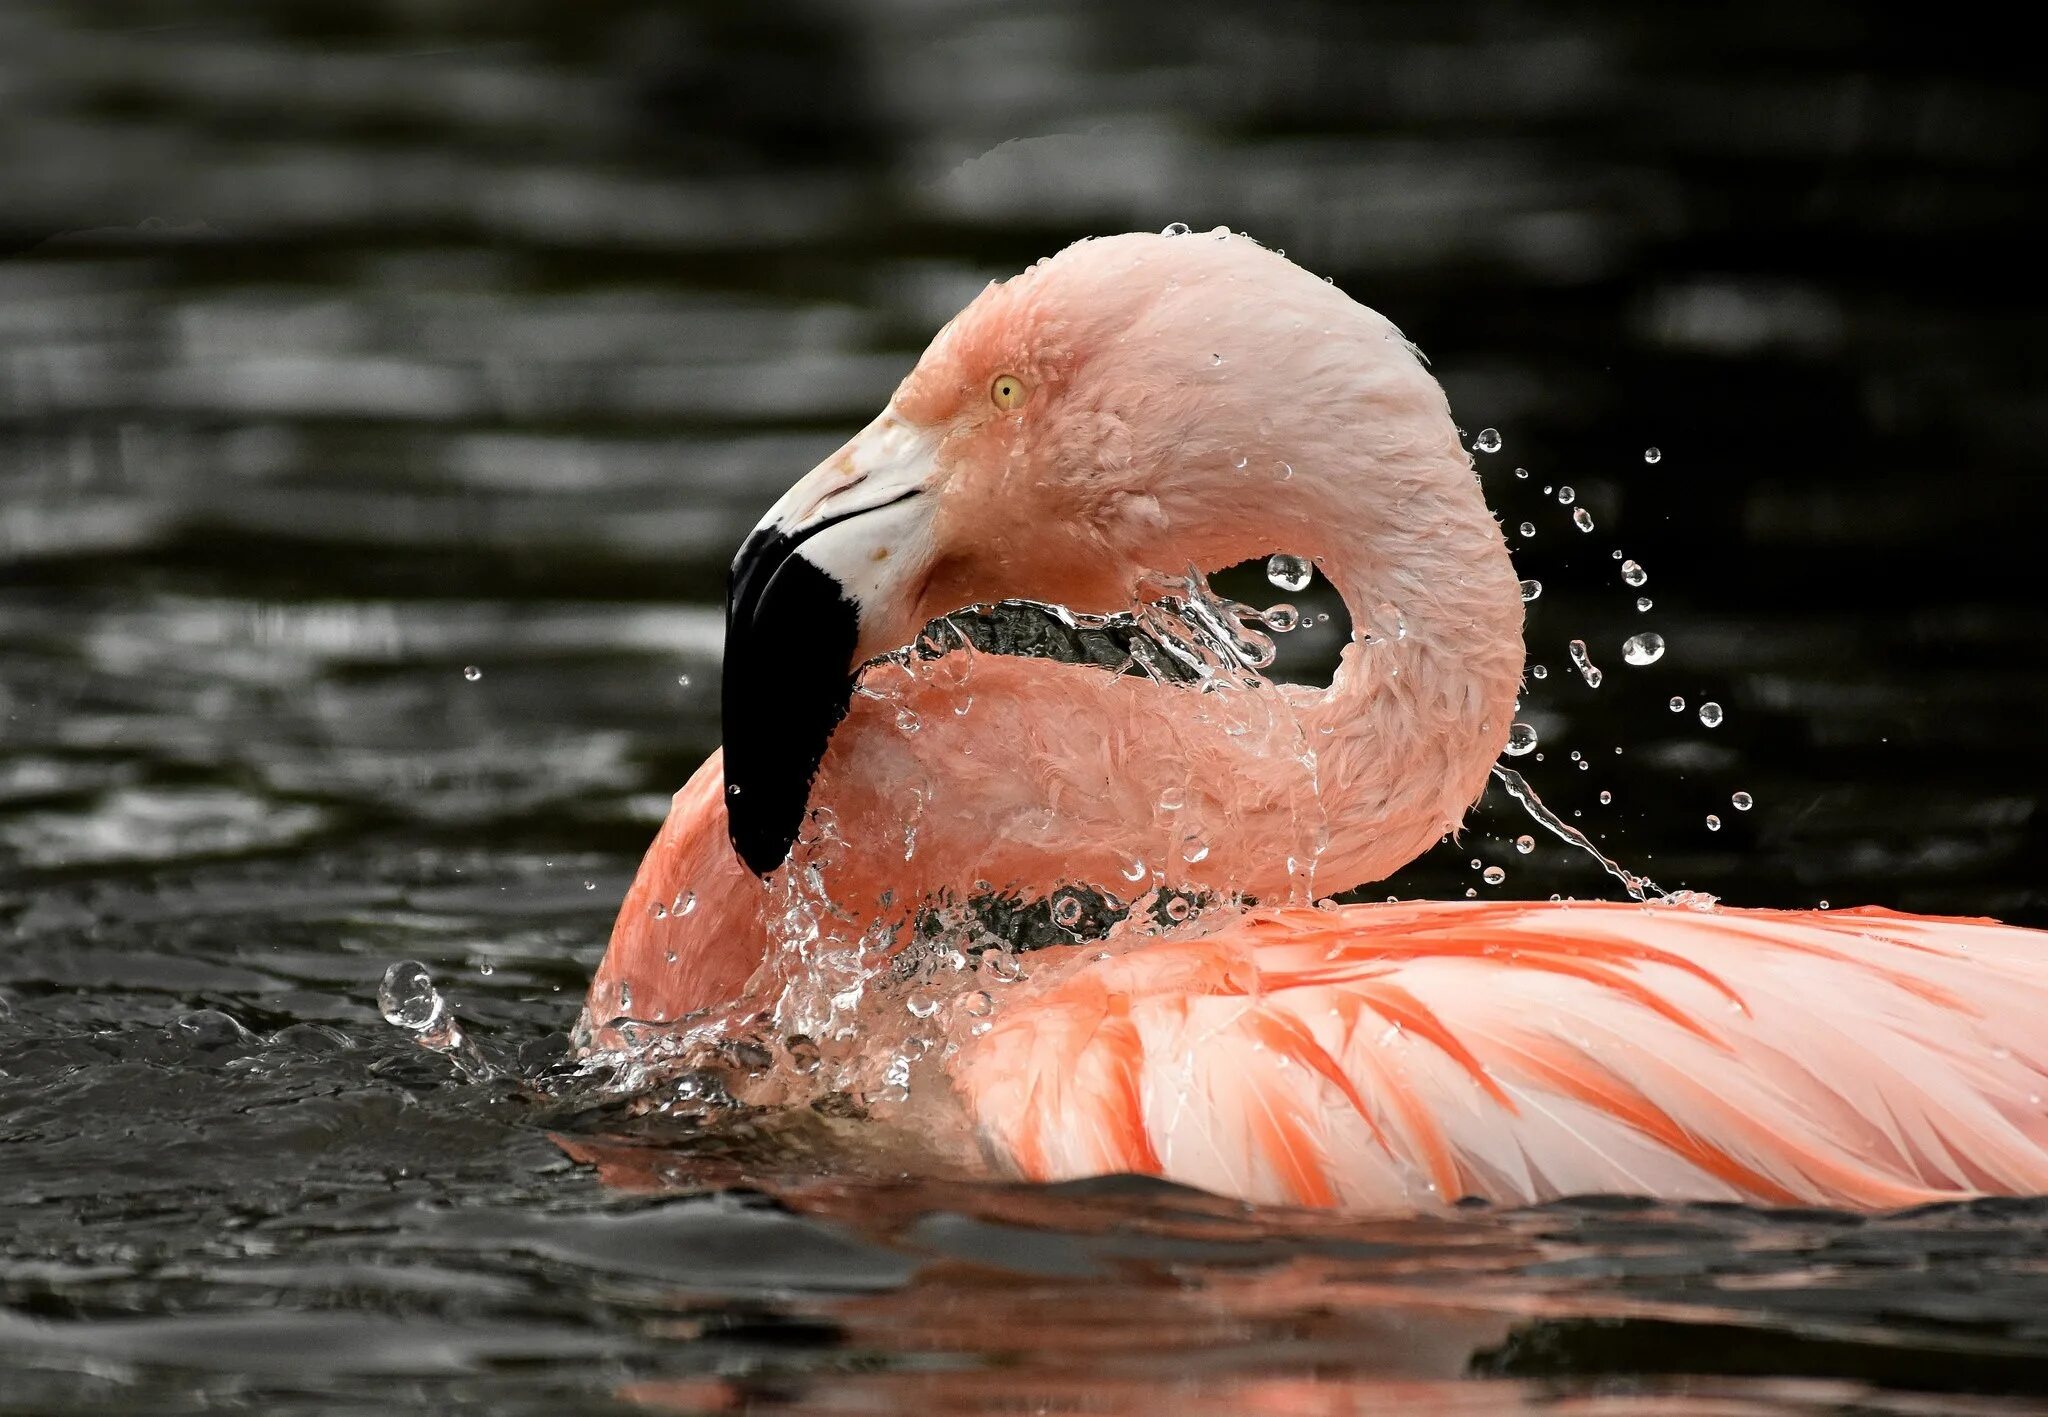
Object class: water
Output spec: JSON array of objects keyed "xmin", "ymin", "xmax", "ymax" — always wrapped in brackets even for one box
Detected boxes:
[{"xmin": 4, "ymin": 0, "xmax": 2047, "ymax": 1410}]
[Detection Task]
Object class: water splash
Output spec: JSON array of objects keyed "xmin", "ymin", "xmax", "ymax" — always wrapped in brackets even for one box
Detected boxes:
[
  {"xmin": 1568, "ymin": 638, "xmax": 1603, "ymax": 688},
  {"xmin": 1265, "ymin": 553, "xmax": 1312, "ymax": 593},
  {"xmin": 1621, "ymin": 632, "xmax": 1665, "ymax": 666},
  {"xmin": 1491, "ymin": 765, "xmax": 1663, "ymax": 903},
  {"xmin": 378, "ymin": 961, "xmax": 493, "ymax": 1080}
]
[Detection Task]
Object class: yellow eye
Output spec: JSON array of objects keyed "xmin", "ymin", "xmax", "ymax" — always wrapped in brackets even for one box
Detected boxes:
[{"xmin": 990, "ymin": 373, "xmax": 1029, "ymax": 411}]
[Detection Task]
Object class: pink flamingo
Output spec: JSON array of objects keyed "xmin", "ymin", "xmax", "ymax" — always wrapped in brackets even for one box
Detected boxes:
[{"xmin": 580, "ymin": 231, "xmax": 2048, "ymax": 1211}]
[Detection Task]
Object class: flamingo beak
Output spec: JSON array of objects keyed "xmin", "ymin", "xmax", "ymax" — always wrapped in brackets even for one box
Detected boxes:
[{"xmin": 722, "ymin": 411, "xmax": 939, "ymax": 876}]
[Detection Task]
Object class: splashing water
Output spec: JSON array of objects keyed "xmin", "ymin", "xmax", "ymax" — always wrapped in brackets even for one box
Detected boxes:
[
  {"xmin": 1491, "ymin": 765, "xmax": 1664, "ymax": 903},
  {"xmin": 378, "ymin": 961, "xmax": 493, "ymax": 1080},
  {"xmin": 1265, "ymin": 553, "xmax": 1312, "ymax": 593},
  {"xmin": 1621, "ymin": 632, "xmax": 1665, "ymax": 666},
  {"xmin": 1568, "ymin": 638, "xmax": 1603, "ymax": 688}
]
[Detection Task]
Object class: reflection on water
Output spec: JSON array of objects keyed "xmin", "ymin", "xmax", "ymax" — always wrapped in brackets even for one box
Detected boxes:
[{"xmin": 2, "ymin": 0, "xmax": 2045, "ymax": 1410}]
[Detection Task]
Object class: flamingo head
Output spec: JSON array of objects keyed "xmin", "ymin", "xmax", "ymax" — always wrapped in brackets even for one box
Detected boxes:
[{"xmin": 724, "ymin": 230, "xmax": 1496, "ymax": 876}]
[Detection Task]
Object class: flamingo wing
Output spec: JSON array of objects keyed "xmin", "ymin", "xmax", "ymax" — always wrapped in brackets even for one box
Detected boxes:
[{"xmin": 951, "ymin": 901, "xmax": 2048, "ymax": 1211}]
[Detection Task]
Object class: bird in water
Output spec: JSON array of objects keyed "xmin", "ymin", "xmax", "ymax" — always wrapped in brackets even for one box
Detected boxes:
[{"xmin": 580, "ymin": 230, "xmax": 2048, "ymax": 1211}]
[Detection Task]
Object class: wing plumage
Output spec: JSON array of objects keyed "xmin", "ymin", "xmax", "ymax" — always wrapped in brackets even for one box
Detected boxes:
[{"xmin": 953, "ymin": 902, "xmax": 2048, "ymax": 1210}]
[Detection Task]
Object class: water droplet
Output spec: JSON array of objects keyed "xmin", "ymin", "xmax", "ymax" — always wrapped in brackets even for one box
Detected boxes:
[
  {"xmin": 1504, "ymin": 722, "xmax": 1539, "ymax": 756},
  {"xmin": 727, "ymin": 783, "xmax": 741, "ymax": 797},
  {"xmin": 1514, "ymin": 834, "xmax": 1534, "ymax": 854},
  {"xmin": 478, "ymin": 961, "xmax": 494, "ymax": 977},
  {"xmin": 1568, "ymin": 639, "xmax": 1603, "ymax": 688},
  {"xmin": 674, "ymin": 890, "xmax": 697, "ymax": 916},
  {"xmin": 1819, "ymin": 900, "xmax": 1830, "ymax": 910},
  {"xmin": 1668, "ymin": 695, "xmax": 1686, "ymax": 712},
  {"xmin": 906, "ymin": 992, "xmax": 940, "ymax": 1019},
  {"xmin": 1210, "ymin": 353, "xmax": 1224, "ymax": 366},
  {"xmin": 1465, "ymin": 887, "xmax": 1477, "ymax": 898},
  {"xmin": 1482, "ymin": 865, "xmax": 1506, "ymax": 886},
  {"xmin": 1621, "ymin": 560, "xmax": 1647, "ymax": 587},
  {"xmin": 1572, "ymin": 507, "xmax": 1594, "ymax": 533},
  {"xmin": 1121, "ymin": 857, "xmax": 1148, "ymax": 883},
  {"xmin": 1263, "ymin": 603, "xmax": 1300, "ymax": 633},
  {"xmin": 583, "ymin": 880, "xmax": 596, "ymax": 891},
  {"xmin": 1621, "ymin": 632, "xmax": 1665, "ymax": 666},
  {"xmin": 1470, "ymin": 857, "xmax": 1483, "ymax": 870},
  {"xmin": 1530, "ymin": 664, "xmax": 1548, "ymax": 679},
  {"xmin": 1698, "ymin": 701, "xmax": 1724, "ymax": 728},
  {"xmin": 1519, "ymin": 578, "xmax": 1542, "ymax": 602},
  {"xmin": 1636, "ymin": 597, "xmax": 1653, "ymax": 612},
  {"xmin": 1518, "ymin": 521, "xmax": 1536, "ymax": 538},
  {"xmin": 1514, "ymin": 467, "xmax": 1529, "ymax": 480},
  {"xmin": 1599, "ymin": 790, "xmax": 1612, "ymax": 804},
  {"xmin": 462, "ymin": 665, "xmax": 482, "ymax": 682},
  {"xmin": 1706, "ymin": 814, "xmax": 1722, "ymax": 831},
  {"xmin": 1557, "ymin": 486, "xmax": 1575, "ymax": 505},
  {"xmin": 378, "ymin": 961, "xmax": 444, "ymax": 1033},
  {"xmin": 676, "ymin": 674, "xmax": 692, "ymax": 688},
  {"xmin": 1164, "ymin": 896, "xmax": 1191, "ymax": 922},
  {"xmin": 1160, "ymin": 221, "xmax": 1191, "ymax": 236},
  {"xmin": 1266, "ymin": 553, "xmax": 1312, "ymax": 593},
  {"xmin": 1732, "ymin": 791, "xmax": 1753, "ymax": 811},
  {"xmin": 1159, "ymin": 787, "xmax": 1184, "ymax": 810},
  {"xmin": 1181, "ymin": 835, "xmax": 1210, "ymax": 864},
  {"xmin": 896, "ymin": 707, "xmax": 921, "ymax": 735},
  {"xmin": 1644, "ymin": 446, "xmax": 1662, "ymax": 464},
  {"xmin": 1474, "ymin": 428, "xmax": 1502, "ymax": 454},
  {"xmin": 963, "ymin": 990, "xmax": 994, "ymax": 1017},
  {"xmin": 1052, "ymin": 895, "xmax": 1084, "ymax": 931}
]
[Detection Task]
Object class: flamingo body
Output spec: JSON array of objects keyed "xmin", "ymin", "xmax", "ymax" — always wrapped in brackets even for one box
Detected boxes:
[{"xmin": 956, "ymin": 901, "xmax": 2048, "ymax": 1210}]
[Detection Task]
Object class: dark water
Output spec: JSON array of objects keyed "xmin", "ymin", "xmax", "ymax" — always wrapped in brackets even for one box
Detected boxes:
[{"xmin": 4, "ymin": 2, "xmax": 2047, "ymax": 1411}]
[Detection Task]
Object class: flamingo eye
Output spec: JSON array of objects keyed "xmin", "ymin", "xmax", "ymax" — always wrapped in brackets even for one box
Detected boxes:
[{"xmin": 990, "ymin": 373, "xmax": 1029, "ymax": 411}]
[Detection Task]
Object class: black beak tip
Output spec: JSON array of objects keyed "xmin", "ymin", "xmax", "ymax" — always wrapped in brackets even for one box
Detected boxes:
[{"xmin": 722, "ymin": 529, "xmax": 862, "ymax": 877}]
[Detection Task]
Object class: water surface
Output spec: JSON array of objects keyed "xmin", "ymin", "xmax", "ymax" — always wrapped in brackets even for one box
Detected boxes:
[{"xmin": 3, "ymin": 1, "xmax": 2046, "ymax": 1410}]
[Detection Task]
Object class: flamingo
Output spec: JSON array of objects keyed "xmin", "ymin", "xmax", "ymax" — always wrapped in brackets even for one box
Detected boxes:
[{"xmin": 579, "ymin": 230, "xmax": 2048, "ymax": 1211}]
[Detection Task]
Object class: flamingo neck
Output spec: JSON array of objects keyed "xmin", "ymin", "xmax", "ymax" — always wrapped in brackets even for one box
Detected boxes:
[{"xmin": 1281, "ymin": 458, "xmax": 1525, "ymax": 890}]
